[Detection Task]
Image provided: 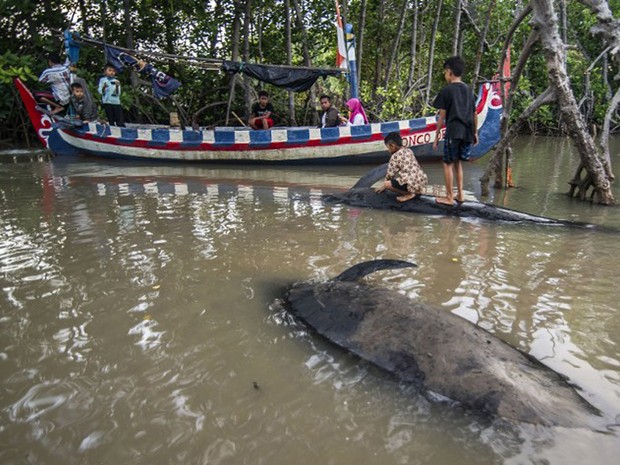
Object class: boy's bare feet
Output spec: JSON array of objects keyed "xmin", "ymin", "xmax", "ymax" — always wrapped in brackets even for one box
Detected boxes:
[
  {"xmin": 435, "ymin": 196, "xmax": 455, "ymax": 206},
  {"xmin": 397, "ymin": 193, "xmax": 416, "ymax": 202}
]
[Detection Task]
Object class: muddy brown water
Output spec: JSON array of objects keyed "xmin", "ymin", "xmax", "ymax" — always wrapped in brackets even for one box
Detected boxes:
[{"xmin": 1, "ymin": 136, "xmax": 619, "ymax": 464}]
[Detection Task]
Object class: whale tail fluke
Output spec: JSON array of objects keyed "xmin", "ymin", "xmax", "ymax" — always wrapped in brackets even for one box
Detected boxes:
[{"xmin": 333, "ymin": 259, "xmax": 417, "ymax": 282}]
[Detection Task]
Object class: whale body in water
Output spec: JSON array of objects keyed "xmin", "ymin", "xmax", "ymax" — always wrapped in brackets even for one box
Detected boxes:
[
  {"xmin": 322, "ymin": 163, "xmax": 607, "ymax": 229},
  {"xmin": 324, "ymin": 187, "xmax": 598, "ymax": 226},
  {"xmin": 283, "ymin": 260, "xmax": 600, "ymax": 427}
]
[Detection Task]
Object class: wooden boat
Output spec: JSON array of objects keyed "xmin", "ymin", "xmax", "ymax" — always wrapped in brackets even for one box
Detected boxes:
[{"xmin": 15, "ymin": 77, "xmax": 502, "ymax": 164}]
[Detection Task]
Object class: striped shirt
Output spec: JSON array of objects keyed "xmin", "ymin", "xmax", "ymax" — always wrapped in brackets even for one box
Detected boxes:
[{"xmin": 38, "ymin": 64, "xmax": 72, "ymax": 105}]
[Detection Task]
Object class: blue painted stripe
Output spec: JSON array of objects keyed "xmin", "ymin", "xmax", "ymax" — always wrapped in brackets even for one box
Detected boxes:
[
  {"xmin": 286, "ymin": 128, "xmax": 309, "ymax": 144},
  {"xmin": 350, "ymin": 124, "xmax": 372, "ymax": 139},
  {"xmin": 320, "ymin": 127, "xmax": 340, "ymax": 143},
  {"xmin": 213, "ymin": 130, "xmax": 235, "ymax": 146},
  {"xmin": 182, "ymin": 130, "xmax": 202, "ymax": 147},
  {"xmin": 118, "ymin": 128, "xmax": 138, "ymax": 143},
  {"xmin": 92, "ymin": 124, "xmax": 111, "ymax": 138},
  {"xmin": 249, "ymin": 130, "xmax": 272, "ymax": 145},
  {"xmin": 408, "ymin": 118, "xmax": 429, "ymax": 130},
  {"xmin": 380, "ymin": 121, "xmax": 400, "ymax": 135},
  {"xmin": 151, "ymin": 129, "xmax": 170, "ymax": 143}
]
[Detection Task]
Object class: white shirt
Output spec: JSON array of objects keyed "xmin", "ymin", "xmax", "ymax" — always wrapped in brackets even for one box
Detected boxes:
[
  {"xmin": 347, "ymin": 114, "xmax": 366, "ymax": 126},
  {"xmin": 38, "ymin": 64, "xmax": 72, "ymax": 105}
]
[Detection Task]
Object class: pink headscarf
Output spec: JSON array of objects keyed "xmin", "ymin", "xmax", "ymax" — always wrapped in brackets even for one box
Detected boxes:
[{"xmin": 346, "ymin": 98, "xmax": 369, "ymax": 124}]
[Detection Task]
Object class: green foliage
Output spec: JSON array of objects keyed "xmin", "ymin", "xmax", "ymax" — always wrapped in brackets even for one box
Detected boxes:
[
  {"xmin": 1, "ymin": 0, "xmax": 620, "ymax": 144},
  {"xmin": 0, "ymin": 52, "xmax": 37, "ymax": 84},
  {"xmin": 0, "ymin": 52, "xmax": 37, "ymax": 124}
]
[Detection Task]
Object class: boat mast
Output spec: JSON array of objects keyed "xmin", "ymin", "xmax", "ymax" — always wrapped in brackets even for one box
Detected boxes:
[
  {"xmin": 335, "ymin": 1, "xmax": 359, "ymax": 99},
  {"xmin": 345, "ymin": 23, "xmax": 359, "ymax": 99}
]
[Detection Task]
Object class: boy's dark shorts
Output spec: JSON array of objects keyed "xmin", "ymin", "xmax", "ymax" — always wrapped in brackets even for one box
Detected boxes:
[
  {"xmin": 443, "ymin": 138, "xmax": 472, "ymax": 164},
  {"xmin": 390, "ymin": 179, "xmax": 409, "ymax": 192}
]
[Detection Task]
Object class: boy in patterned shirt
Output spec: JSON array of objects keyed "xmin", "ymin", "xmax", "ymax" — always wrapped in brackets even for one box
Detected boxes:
[{"xmin": 376, "ymin": 131, "xmax": 428, "ymax": 202}]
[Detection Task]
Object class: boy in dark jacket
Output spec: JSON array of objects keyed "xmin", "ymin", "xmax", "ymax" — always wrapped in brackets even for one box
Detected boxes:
[{"xmin": 69, "ymin": 82, "xmax": 98, "ymax": 122}]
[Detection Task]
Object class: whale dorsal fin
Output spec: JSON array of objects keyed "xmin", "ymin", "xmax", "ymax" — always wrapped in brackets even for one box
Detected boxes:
[
  {"xmin": 352, "ymin": 163, "xmax": 388, "ymax": 188},
  {"xmin": 333, "ymin": 259, "xmax": 417, "ymax": 282}
]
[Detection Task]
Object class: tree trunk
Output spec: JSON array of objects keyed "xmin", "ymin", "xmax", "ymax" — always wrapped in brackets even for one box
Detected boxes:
[
  {"xmin": 372, "ymin": 0, "xmax": 386, "ymax": 102},
  {"xmin": 242, "ymin": 0, "xmax": 253, "ymax": 117},
  {"xmin": 257, "ymin": 0, "xmax": 263, "ymax": 63},
  {"xmin": 531, "ymin": 0, "xmax": 614, "ymax": 204},
  {"xmin": 406, "ymin": 1, "xmax": 419, "ymax": 91},
  {"xmin": 122, "ymin": 0, "xmax": 139, "ymax": 88},
  {"xmin": 384, "ymin": 0, "xmax": 409, "ymax": 88},
  {"xmin": 472, "ymin": 0, "xmax": 495, "ymax": 89},
  {"xmin": 291, "ymin": 0, "xmax": 317, "ymax": 125},
  {"xmin": 425, "ymin": 0, "xmax": 443, "ymax": 107},
  {"xmin": 225, "ymin": 0, "xmax": 243, "ymax": 125},
  {"xmin": 486, "ymin": 5, "xmax": 533, "ymax": 188},
  {"xmin": 600, "ymin": 86, "xmax": 620, "ymax": 180},
  {"xmin": 461, "ymin": 3, "xmax": 492, "ymax": 50},
  {"xmin": 575, "ymin": 0, "xmax": 620, "ymax": 177},
  {"xmin": 357, "ymin": 0, "xmax": 367, "ymax": 84},
  {"xmin": 480, "ymin": 88, "xmax": 556, "ymax": 195},
  {"xmin": 452, "ymin": 0, "xmax": 463, "ymax": 56},
  {"xmin": 209, "ymin": 0, "xmax": 224, "ymax": 56},
  {"xmin": 285, "ymin": 0, "xmax": 297, "ymax": 125}
]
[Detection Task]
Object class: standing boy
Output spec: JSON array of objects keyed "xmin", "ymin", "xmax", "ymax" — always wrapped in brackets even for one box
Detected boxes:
[
  {"xmin": 432, "ymin": 56, "xmax": 478, "ymax": 205},
  {"xmin": 249, "ymin": 91, "xmax": 275, "ymax": 129},
  {"xmin": 98, "ymin": 63, "xmax": 125, "ymax": 127}
]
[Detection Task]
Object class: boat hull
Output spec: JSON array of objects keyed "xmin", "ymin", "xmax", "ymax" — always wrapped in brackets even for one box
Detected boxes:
[{"xmin": 15, "ymin": 78, "xmax": 502, "ymax": 164}]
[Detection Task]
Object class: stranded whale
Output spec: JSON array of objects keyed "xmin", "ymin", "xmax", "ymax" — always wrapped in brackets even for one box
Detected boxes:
[
  {"xmin": 283, "ymin": 259, "xmax": 600, "ymax": 427},
  {"xmin": 323, "ymin": 163, "xmax": 606, "ymax": 228}
]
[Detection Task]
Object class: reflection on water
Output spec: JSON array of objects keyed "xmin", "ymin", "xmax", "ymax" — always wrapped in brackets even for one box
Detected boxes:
[{"xmin": 1, "ymin": 137, "xmax": 620, "ymax": 465}]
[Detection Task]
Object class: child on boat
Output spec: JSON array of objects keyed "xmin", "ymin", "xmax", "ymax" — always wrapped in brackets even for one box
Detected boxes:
[
  {"xmin": 249, "ymin": 90, "xmax": 275, "ymax": 129},
  {"xmin": 376, "ymin": 131, "xmax": 428, "ymax": 202},
  {"xmin": 98, "ymin": 63, "xmax": 125, "ymax": 127},
  {"xmin": 69, "ymin": 82, "xmax": 99, "ymax": 122},
  {"xmin": 36, "ymin": 52, "xmax": 72, "ymax": 115},
  {"xmin": 432, "ymin": 56, "xmax": 478, "ymax": 205}
]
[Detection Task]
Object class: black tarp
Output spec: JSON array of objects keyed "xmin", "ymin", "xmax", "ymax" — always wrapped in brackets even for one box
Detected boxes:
[{"xmin": 221, "ymin": 61, "xmax": 342, "ymax": 92}]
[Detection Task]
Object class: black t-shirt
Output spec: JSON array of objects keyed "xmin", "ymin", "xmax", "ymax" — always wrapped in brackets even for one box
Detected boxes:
[
  {"xmin": 251, "ymin": 102, "xmax": 274, "ymax": 118},
  {"xmin": 433, "ymin": 82, "xmax": 476, "ymax": 143}
]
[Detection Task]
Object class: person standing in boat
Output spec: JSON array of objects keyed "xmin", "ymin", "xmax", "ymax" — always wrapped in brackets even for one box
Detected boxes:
[
  {"xmin": 376, "ymin": 131, "xmax": 428, "ymax": 202},
  {"xmin": 249, "ymin": 90, "xmax": 275, "ymax": 130},
  {"xmin": 432, "ymin": 56, "xmax": 478, "ymax": 206},
  {"xmin": 340, "ymin": 98, "xmax": 368, "ymax": 126},
  {"xmin": 36, "ymin": 52, "xmax": 72, "ymax": 115},
  {"xmin": 98, "ymin": 63, "xmax": 125, "ymax": 127},
  {"xmin": 319, "ymin": 95, "xmax": 340, "ymax": 128}
]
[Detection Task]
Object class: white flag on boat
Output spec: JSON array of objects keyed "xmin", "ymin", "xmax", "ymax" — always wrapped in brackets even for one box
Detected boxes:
[{"xmin": 335, "ymin": 4, "xmax": 348, "ymax": 69}]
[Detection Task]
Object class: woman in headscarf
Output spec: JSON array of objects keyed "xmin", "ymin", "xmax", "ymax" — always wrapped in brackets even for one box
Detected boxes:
[{"xmin": 340, "ymin": 98, "xmax": 369, "ymax": 126}]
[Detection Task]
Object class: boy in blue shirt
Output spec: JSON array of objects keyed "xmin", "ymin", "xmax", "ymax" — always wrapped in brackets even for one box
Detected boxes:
[
  {"xmin": 432, "ymin": 56, "xmax": 478, "ymax": 205},
  {"xmin": 98, "ymin": 63, "xmax": 125, "ymax": 127}
]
